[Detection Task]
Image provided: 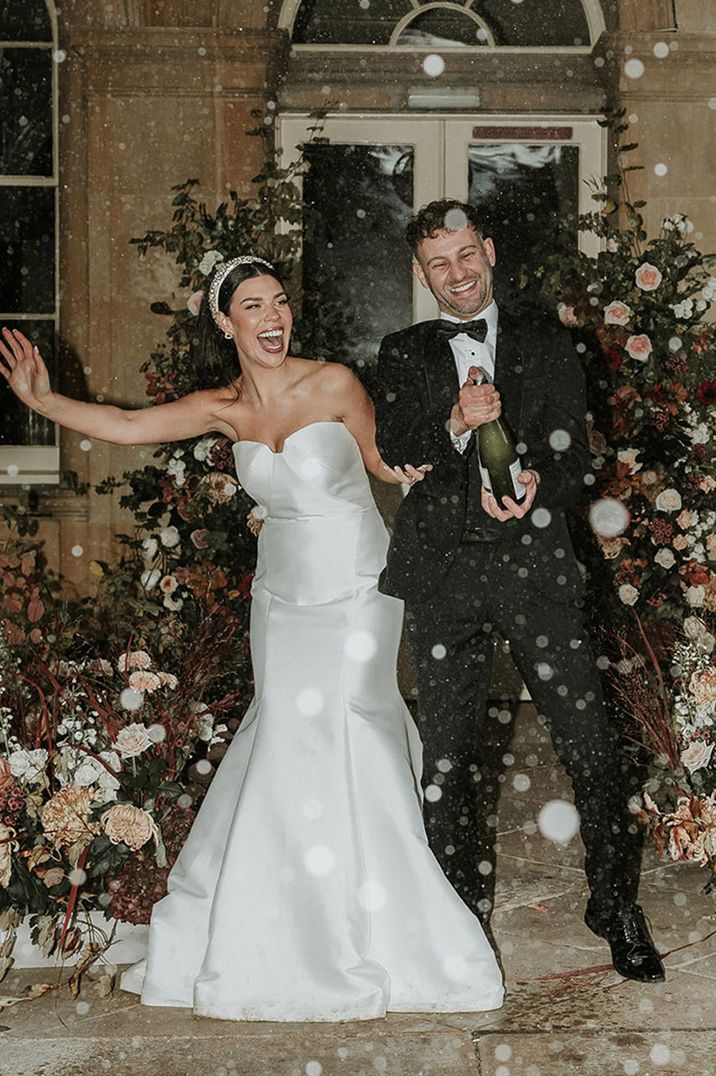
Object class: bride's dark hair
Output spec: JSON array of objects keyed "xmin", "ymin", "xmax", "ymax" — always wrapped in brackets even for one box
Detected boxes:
[{"xmin": 194, "ymin": 260, "xmax": 287, "ymax": 390}]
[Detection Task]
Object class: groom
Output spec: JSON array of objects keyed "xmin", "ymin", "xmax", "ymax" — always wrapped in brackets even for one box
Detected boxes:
[{"xmin": 371, "ymin": 199, "xmax": 664, "ymax": 982}]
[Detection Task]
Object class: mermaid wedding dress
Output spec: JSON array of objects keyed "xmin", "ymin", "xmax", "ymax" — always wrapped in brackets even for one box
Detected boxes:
[{"xmin": 121, "ymin": 420, "xmax": 503, "ymax": 1021}]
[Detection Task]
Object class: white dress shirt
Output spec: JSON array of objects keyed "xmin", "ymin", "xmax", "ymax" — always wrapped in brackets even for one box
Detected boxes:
[{"xmin": 442, "ymin": 301, "xmax": 499, "ymax": 453}]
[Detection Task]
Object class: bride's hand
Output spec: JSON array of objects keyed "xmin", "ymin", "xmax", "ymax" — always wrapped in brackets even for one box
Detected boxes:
[
  {"xmin": 247, "ymin": 506, "xmax": 266, "ymax": 536},
  {"xmin": 383, "ymin": 463, "xmax": 433, "ymax": 485},
  {"xmin": 0, "ymin": 328, "xmax": 53, "ymax": 409}
]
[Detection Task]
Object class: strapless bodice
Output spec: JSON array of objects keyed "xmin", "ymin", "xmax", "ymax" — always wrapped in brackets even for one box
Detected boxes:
[
  {"xmin": 233, "ymin": 421, "xmax": 387, "ymax": 606},
  {"xmin": 232, "ymin": 421, "xmax": 375, "ymax": 519}
]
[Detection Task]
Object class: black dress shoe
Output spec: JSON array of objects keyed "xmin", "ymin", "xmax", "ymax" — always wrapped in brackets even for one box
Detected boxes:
[{"xmin": 585, "ymin": 904, "xmax": 665, "ymax": 982}]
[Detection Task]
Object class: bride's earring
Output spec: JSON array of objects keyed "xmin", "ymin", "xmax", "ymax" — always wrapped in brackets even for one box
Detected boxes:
[{"xmin": 224, "ymin": 330, "xmax": 234, "ymax": 340}]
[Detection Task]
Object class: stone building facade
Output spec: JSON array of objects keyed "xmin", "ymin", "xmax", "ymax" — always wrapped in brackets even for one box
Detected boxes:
[{"xmin": 0, "ymin": 0, "xmax": 714, "ymax": 589}]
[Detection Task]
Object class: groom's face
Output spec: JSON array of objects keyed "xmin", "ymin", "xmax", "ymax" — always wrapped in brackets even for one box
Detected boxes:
[{"xmin": 412, "ymin": 225, "xmax": 496, "ymax": 319}]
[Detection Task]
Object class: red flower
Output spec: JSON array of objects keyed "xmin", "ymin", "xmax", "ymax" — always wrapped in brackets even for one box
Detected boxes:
[
  {"xmin": 696, "ymin": 380, "xmax": 716, "ymax": 406},
  {"xmin": 602, "ymin": 345, "xmax": 622, "ymax": 373},
  {"xmin": 238, "ymin": 574, "xmax": 254, "ymax": 600}
]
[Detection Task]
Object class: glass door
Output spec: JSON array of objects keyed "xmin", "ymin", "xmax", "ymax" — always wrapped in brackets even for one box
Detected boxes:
[{"xmin": 279, "ymin": 113, "xmax": 604, "ymax": 363}]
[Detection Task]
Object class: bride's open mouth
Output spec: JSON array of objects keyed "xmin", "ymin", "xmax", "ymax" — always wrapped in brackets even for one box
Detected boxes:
[{"xmin": 257, "ymin": 328, "xmax": 285, "ymax": 353}]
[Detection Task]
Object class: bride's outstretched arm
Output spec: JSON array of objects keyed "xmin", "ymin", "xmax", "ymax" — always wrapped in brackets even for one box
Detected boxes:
[
  {"xmin": 1, "ymin": 327, "xmax": 220, "ymax": 445},
  {"xmin": 320, "ymin": 362, "xmax": 431, "ymax": 485}
]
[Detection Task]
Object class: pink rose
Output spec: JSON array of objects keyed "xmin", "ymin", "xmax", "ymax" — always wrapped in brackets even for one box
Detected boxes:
[
  {"xmin": 187, "ymin": 290, "xmax": 204, "ymax": 317},
  {"xmin": 680, "ymin": 741, "xmax": 714, "ymax": 774},
  {"xmin": 635, "ymin": 263, "xmax": 663, "ymax": 291},
  {"xmin": 128, "ymin": 670, "xmax": 162, "ymax": 694},
  {"xmin": 0, "ymin": 756, "xmax": 11, "ymax": 790},
  {"xmin": 159, "ymin": 574, "xmax": 178, "ymax": 595},
  {"xmin": 604, "ymin": 301, "xmax": 632, "ymax": 326},
  {"xmin": 625, "ymin": 334, "xmax": 653, "ymax": 361},
  {"xmin": 557, "ymin": 303, "xmax": 578, "ymax": 328},
  {"xmin": 190, "ymin": 529, "xmax": 210, "ymax": 549}
]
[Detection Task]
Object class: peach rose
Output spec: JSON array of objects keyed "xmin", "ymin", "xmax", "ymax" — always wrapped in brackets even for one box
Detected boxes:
[
  {"xmin": 113, "ymin": 722, "xmax": 153, "ymax": 759},
  {"xmin": 700, "ymin": 475, "xmax": 716, "ymax": 494},
  {"xmin": 676, "ymin": 509, "xmax": 694, "ymax": 530},
  {"xmin": 201, "ymin": 472, "xmax": 238, "ymax": 505},
  {"xmin": 101, "ymin": 803, "xmax": 159, "ymax": 851},
  {"xmin": 117, "ymin": 650, "xmax": 152, "ymax": 673},
  {"xmin": 557, "ymin": 303, "xmax": 578, "ymax": 328},
  {"xmin": 157, "ymin": 671, "xmax": 178, "ymax": 689},
  {"xmin": 0, "ymin": 756, "xmax": 11, "ymax": 790},
  {"xmin": 707, "ymin": 533, "xmax": 716, "ymax": 561},
  {"xmin": 128, "ymin": 670, "xmax": 162, "ymax": 694},
  {"xmin": 0, "ymin": 823, "xmax": 18, "ymax": 888},
  {"xmin": 680, "ymin": 741, "xmax": 714, "ymax": 774},
  {"xmin": 673, "ymin": 534, "xmax": 689, "ymax": 551},
  {"xmin": 604, "ymin": 300, "xmax": 632, "ymax": 325},
  {"xmin": 635, "ymin": 263, "xmax": 663, "ymax": 291},
  {"xmin": 187, "ymin": 290, "xmax": 204, "ymax": 317},
  {"xmin": 689, "ymin": 669, "xmax": 716, "ymax": 710},
  {"xmin": 41, "ymin": 787, "xmax": 99, "ymax": 848},
  {"xmin": 159, "ymin": 574, "xmax": 178, "ymax": 595},
  {"xmin": 625, "ymin": 334, "xmax": 653, "ymax": 361}
]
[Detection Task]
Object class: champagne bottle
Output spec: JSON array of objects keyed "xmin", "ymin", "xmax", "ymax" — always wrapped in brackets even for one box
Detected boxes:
[{"xmin": 473, "ymin": 366, "xmax": 525, "ymax": 506}]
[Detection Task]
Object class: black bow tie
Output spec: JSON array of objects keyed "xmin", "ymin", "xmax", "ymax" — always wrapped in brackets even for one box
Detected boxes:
[{"xmin": 436, "ymin": 318, "xmax": 488, "ymax": 343}]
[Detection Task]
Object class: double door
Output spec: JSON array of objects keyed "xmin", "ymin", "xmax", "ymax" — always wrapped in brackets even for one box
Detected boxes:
[{"xmin": 279, "ymin": 114, "xmax": 604, "ymax": 367}]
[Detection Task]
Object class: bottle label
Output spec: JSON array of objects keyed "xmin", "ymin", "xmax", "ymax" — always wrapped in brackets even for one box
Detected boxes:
[
  {"xmin": 510, "ymin": 459, "xmax": 526, "ymax": 501},
  {"xmin": 477, "ymin": 456, "xmax": 525, "ymax": 502}
]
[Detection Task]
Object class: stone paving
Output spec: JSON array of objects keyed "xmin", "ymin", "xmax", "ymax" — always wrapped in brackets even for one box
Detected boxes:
[{"xmin": 2, "ymin": 704, "xmax": 715, "ymax": 1076}]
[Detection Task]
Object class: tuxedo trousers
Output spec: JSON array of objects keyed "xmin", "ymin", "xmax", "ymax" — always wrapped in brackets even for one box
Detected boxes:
[{"xmin": 405, "ymin": 537, "xmax": 642, "ymax": 922}]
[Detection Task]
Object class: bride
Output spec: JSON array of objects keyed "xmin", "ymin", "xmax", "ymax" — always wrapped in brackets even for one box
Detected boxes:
[{"xmin": 0, "ymin": 255, "xmax": 503, "ymax": 1022}]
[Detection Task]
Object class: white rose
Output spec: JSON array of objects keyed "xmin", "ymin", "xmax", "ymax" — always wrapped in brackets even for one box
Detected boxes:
[
  {"xmin": 691, "ymin": 424, "xmax": 710, "ymax": 445},
  {"xmin": 686, "ymin": 585, "xmax": 706, "ymax": 608},
  {"xmin": 9, "ymin": 748, "xmax": 48, "ymax": 785},
  {"xmin": 618, "ymin": 584, "xmax": 639, "ymax": 606},
  {"xmin": 680, "ymin": 741, "xmax": 714, "ymax": 774},
  {"xmin": 167, "ymin": 458, "xmax": 186, "ymax": 488},
  {"xmin": 163, "ymin": 594, "xmax": 184, "ymax": 612},
  {"xmin": 193, "ymin": 437, "xmax": 219, "ymax": 463},
  {"xmin": 655, "ymin": 488, "xmax": 682, "ymax": 513},
  {"xmin": 141, "ymin": 537, "xmax": 158, "ymax": 561},
  {"xmin": 159, "ymin": 526, "xmax": 181, "ymax": 549},
  {"xmin": 113, "ymin": 723, "xmax": 153, "ymax": 759},
  {"xmin": 140, "ymin": 568, "xmax": 161, "ymax": 591},
  {"xmin": 684, "ymin": 617, "xmax": 716, "ymax": 653},
  {"xmin": 198, "ymin": 250, "xmax": 224, "ymax": 276},
  {"xmin": 617, "ymin": 448, "xmax": 642, "ymax": 474},
  {"xmin": 703, "ymin": 278, "xmax": 716, "ymax": 302},
  {"xmin": 654, "ymin": 548, "xmax": 675, "ymax": 570}
]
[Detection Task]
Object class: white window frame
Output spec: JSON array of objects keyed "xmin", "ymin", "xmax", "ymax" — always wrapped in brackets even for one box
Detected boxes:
[{"xmin": 0, "ymin": 0, "xmax": 60, "ymax": 485}]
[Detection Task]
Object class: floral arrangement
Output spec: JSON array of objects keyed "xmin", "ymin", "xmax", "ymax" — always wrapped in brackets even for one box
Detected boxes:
[
  {"xmin": 0, "ymin": 112, "xmax": 350, "ymax": 975},
  {"xmin": 0, "ymin": 617, "xmax": 241, "ymax": 976},
  {"xmin": 530, "ymin": 112, "xmax": 716, "ymax": 880}
]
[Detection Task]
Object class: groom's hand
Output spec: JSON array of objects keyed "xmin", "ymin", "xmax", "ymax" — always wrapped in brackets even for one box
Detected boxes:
[
  {"xmin": 457, "ymin": 366, "xmax": 501, "ymax": 431},
  {"xmin": 481, "ymin": 469, "xmax": 540, "ymax": 521}
]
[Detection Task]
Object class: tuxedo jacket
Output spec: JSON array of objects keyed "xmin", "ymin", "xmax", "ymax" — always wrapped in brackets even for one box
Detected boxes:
[{"xmin": 371, "ymin": 308, "xmax": 592, "ymax": 605}]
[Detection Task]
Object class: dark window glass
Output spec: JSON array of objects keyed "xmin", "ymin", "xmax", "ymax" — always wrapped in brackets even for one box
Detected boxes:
[
  {"xmin": 293, "ymin": 0, "xmax": 591, "ymax": 46},
  {"xmin": 301, "ymin": 143, "xmax": 414, "ymax": 366},
  {"xmin": 458, "ymin": 0, "xmax": 589, "ymax": 47},
  {"xmin": 0, "ymin": 320, "xmax": 56, "ymax": 445},
  {"xmin": 467, "ymin": 143, "xmax": 579, "ymax": 300},
  {"xmin": 0, "ymin": 48, "xmax": 53, "ymax": 175},
  {"xmin": 0, "ymin": 1, "xmax": 52, "ymax": 42},
  {"xmin": 396, "ymin": 10, "xmax": 489, "ymax": 47},
  {"xmin": 0, "ymin": 186, "xmax": 55, "ymax": 313},
  {"xmin": 294, "ymin": 0, "xmax": 412, "ymax": 45}
]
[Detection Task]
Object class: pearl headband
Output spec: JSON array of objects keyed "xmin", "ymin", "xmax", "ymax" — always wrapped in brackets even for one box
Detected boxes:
[{"xmin": 208, "ymin": 255, "xmax": 275, "ymax": 317}]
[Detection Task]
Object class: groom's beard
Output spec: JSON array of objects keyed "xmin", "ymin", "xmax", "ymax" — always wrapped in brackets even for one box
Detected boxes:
[{"xmin": 436, "ymin": 276, "xmax": 492, "ymax": 317}]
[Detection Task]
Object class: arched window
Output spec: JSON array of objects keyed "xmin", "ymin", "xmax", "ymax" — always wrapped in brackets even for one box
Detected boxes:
[
  {"xmin": 0, "ymin": 0, "xmax": 58, "ymax": 484},
  {"xmin": 287, "ymin": 0, "xmax": 600, "ymax": 48}
]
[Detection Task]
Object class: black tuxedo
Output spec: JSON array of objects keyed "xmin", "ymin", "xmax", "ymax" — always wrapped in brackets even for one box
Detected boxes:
[{"xmin": 371, "ymin": 308, "xmax": 641, "ymax": 921}]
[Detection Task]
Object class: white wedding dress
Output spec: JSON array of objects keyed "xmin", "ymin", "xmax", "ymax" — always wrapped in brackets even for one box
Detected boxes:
[{"xmin": 121, "ymin": 420, "xmax": 503, "ymax": 1021}]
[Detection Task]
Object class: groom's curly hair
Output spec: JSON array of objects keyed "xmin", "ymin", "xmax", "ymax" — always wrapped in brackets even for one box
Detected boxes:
[{"xmin": 406, "ymin": 200, "xmax": 486, "ymax": 255}]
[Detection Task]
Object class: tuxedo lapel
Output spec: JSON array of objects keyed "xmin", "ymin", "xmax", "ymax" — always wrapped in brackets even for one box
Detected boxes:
[
  {"xmin": 494, "ymin": 314, "xmax": 530, "ymax": 442},
  {"xmin": 420, "ymin": 322, "xmax": 460, "ymax": 413}
]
